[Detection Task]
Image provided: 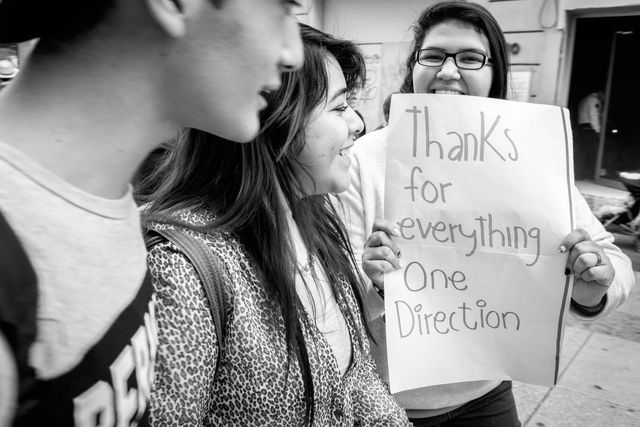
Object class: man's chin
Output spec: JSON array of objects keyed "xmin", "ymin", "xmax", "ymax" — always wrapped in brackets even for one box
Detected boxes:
[{"xmin": 219, "ymin": 116, "xmax": 260, "ymax": 144}]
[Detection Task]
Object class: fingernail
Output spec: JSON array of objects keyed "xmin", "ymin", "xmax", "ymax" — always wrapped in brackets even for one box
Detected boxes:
[
  {"xmin": 392, "ymin": 228, "xmax": 401, "ymax": 236},
  {"xmin": 559, "ymin": 245, "xmax": 567, "ymax": 253},
  {"xmin": 564, "ymin": 268, "xmax": 570, "ymax": 275},
  {"xmin": 397, "ymin": 259, "xmax": 403, "ymax": 268}
]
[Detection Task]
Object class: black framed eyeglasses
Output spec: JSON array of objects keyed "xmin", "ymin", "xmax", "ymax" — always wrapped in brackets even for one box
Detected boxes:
[{"xmin": 415, "ymin": 48, "xmax": 493, "ymax": 70}]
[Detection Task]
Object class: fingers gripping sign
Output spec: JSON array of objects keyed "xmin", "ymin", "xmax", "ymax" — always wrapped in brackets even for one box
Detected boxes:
[
  {"xmin": 363, "ymin": 219, "xmax": 402, "ymax": 290},
  {"xmin": 559, "ymin": 229, "xmax": 614, "ymax": 308}
]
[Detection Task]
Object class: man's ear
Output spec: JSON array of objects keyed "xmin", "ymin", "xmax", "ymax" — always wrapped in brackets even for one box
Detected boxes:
[{"xmin": 145, "ymin": 0, "xmax": 186, "ymax": 38}]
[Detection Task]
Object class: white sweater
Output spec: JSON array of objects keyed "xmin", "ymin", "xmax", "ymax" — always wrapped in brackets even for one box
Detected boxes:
[{"xmin": 336, "ymin": 126, "xmax": 635, "ymax": 417}]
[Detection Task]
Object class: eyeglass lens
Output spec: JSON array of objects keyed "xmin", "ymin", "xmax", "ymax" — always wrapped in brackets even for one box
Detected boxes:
[{"xmin": 417, "ymin": 49, "xmax": 487, "ymax": 70}]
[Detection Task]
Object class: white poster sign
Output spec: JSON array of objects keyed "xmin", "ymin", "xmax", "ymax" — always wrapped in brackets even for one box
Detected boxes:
[{"xmin": 384, "ymin": 94, "xmax": 575, "ymax": 393}]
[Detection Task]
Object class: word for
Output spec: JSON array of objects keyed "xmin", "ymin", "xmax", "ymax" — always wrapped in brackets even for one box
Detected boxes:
[
  {"xmin": 394, "ymin": 299, "xmax": 521, "ymax": 337},
  {"xmin": 405, "ymin": 106, "xmax": 519, "ymax": 162},
  {"xmin": 397, "ymin": 213, "xmax": 541, "ymax": 266},
  {"xmin": 404, "ymin": 167, "xmax": 453, "ymax": 204}
]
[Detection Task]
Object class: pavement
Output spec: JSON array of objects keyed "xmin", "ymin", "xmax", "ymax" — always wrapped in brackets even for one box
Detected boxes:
[{"xmin": 513, "ymin": 233, "xmax": 640, "ymax": 426}]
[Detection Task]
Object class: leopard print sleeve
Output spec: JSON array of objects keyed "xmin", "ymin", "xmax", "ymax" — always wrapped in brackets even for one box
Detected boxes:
[
  {"xmin": 352, "ymin": 351, "xmax": 412, "ymax": 426},
  {"xmin": 148, "ymin": 241, "xmax": 219, "ymax": 426},
  {"xmin": 337, "ymin": 276, "xmax": 412, "ymax": 426}
]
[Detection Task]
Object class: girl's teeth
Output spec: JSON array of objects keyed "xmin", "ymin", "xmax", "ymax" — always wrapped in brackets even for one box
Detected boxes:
[{"xmin": 434, "ymin": 90, "xmax": 462, "ymax": 95}]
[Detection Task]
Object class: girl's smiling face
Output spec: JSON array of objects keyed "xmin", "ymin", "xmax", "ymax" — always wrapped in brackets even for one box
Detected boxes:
[
  {"xmin": 412, "ymin": 19, "xmax": 494, "ymax": 97},
  {"xmin": 296, "ymin": 54, "xmax": 364, "ymax": 196}
]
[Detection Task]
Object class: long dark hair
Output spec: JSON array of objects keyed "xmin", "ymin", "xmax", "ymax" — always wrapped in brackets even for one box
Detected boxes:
[
  {"xmin": 399, "ymin": 1, "xmax": 509, "ymax": 99},
  {"xmin": 138, "ymin": 24, "xmax": 366, "ymax": 423}
]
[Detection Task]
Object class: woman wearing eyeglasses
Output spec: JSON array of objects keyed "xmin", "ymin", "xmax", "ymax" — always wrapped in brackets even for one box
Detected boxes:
[{"xmin": 337, "ymin": 1, "xmax": 634, "ymax": 426}]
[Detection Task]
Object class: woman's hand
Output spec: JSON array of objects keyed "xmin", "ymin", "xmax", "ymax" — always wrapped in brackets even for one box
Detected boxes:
[
  {"xmin": 363, "ymin": 219, "xmax": 402, "ymax": 289},
  {"xmin": 560, "ymin": 228, "xmax": 614, "ymax": 307}
]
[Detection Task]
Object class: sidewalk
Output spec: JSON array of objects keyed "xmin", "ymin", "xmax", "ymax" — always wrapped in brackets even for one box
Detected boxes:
[{"xmin": 513, "ymin": 234, "xmax": 640, "ymax": 426}]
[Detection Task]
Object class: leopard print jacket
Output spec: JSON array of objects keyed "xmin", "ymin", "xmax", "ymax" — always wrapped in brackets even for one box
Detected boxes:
[{"xmin": 147, "ymin": 209, "xmax": 410, "ymax": 426}]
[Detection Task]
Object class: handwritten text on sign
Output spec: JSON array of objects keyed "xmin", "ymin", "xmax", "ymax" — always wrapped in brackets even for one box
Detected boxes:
[{"xmin": 383, "ymin": 94, "xmax": 574, "ymax": 394}]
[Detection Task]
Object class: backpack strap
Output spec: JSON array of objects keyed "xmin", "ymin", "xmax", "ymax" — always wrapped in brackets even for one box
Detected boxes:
[
  {"xmin": 0, "ymin": 209, "xmax": 38, "ymax": 384},
  {"xmin": 146, "ymin": 228, "xmax": 228, "ymax": 372}
]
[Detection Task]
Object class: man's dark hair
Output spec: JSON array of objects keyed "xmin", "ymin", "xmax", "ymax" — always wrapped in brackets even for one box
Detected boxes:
[{"xmin": 0, "ymin": 0, "xmax": 117, "ymax": 43}]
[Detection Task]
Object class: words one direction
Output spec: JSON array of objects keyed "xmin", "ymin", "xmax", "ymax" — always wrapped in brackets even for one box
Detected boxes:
[
  {"xmin": 405, "ymin": 106, "xmax": 518, "ymax": 162},
  {"xmin": 394, "ymin": 262, "xmax": 521, "ymax": 338}
]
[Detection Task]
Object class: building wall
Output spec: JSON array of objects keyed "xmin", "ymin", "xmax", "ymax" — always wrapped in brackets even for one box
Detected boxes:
[
  {"xmin": 320, "ymin": 0, "xmax": 640, "ymax": 120},
  {"xmin": 323, "ymin": 0, "xmax": 439, "ymax": 43},
  {"xmin": 296, "ymin": 0, "xmax": 325, "ymax": 29}
]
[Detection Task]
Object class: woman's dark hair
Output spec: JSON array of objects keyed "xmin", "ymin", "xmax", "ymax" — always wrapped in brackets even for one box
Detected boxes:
[
  {"xmin": 399, "ymin": 1, "xmax": 509, "ymax": 99},
  {"xmin": 138, "ymin": 23, "xmax": 366, "ymax": 423}
]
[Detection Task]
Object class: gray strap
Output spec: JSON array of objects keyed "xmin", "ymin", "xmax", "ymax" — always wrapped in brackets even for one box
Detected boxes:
[{"xmin": 147, "ymin": 228, "xmax": 227, "ymax": 364}]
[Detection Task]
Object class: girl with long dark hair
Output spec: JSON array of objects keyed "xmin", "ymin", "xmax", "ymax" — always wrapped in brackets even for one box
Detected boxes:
[{"xmin": 140, "ymin": 24, "xmax": 409, "ymax": 426}]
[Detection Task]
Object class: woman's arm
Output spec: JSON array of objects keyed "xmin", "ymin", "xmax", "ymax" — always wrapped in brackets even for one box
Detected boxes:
[
  {"xmin": 148, "ymin": 242, "xmax": 219, "ymax": 426},
  {"xmin": 564, "ymin": 192, "xmax": 635, "ymax": 318}
]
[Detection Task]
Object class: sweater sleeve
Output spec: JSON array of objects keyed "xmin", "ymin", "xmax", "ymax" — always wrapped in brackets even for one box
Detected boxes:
[
  {"xmin": 337, "ymin": 152, "xmax": 368, "ymax": 275},
  {"xmin": 336, "ymin": 147, "xmax": 386, "ymax": 320},
  {"xmin": 342, "ymin": 279, "xmax": 410, "ymax": 427},
  {"xmin": 0, "ymin": 333, "xmax": 16, "ymax": 426},
  {"xmin": 148, "ymin": 241, "xmax": 218, "ymax": 426},
  {"xmin": 571, "ymin": 190, "xmax": 636, "ymax": 319},
  {"xmin": 351, "ymin": 352, "xmax": 411, "ymax": 427}
]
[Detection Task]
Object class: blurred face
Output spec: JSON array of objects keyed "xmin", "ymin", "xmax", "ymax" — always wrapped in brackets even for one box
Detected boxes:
[
  {"xmin": 297, "ymin": 55, "xmax": 364, "ymax": 196},
  {"xmin": 412, "ymin": 20, "xmax": 493, "ymax": 97},
  {"xmin": 167, "ymin": 0, "xmax": 304, "ymax": 142}
]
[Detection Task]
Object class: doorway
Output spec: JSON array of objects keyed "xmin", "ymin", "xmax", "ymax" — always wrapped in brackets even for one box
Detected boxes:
[{"xmin": 567, "ymin": 15, "xmax": 640, "ymax": 188}]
